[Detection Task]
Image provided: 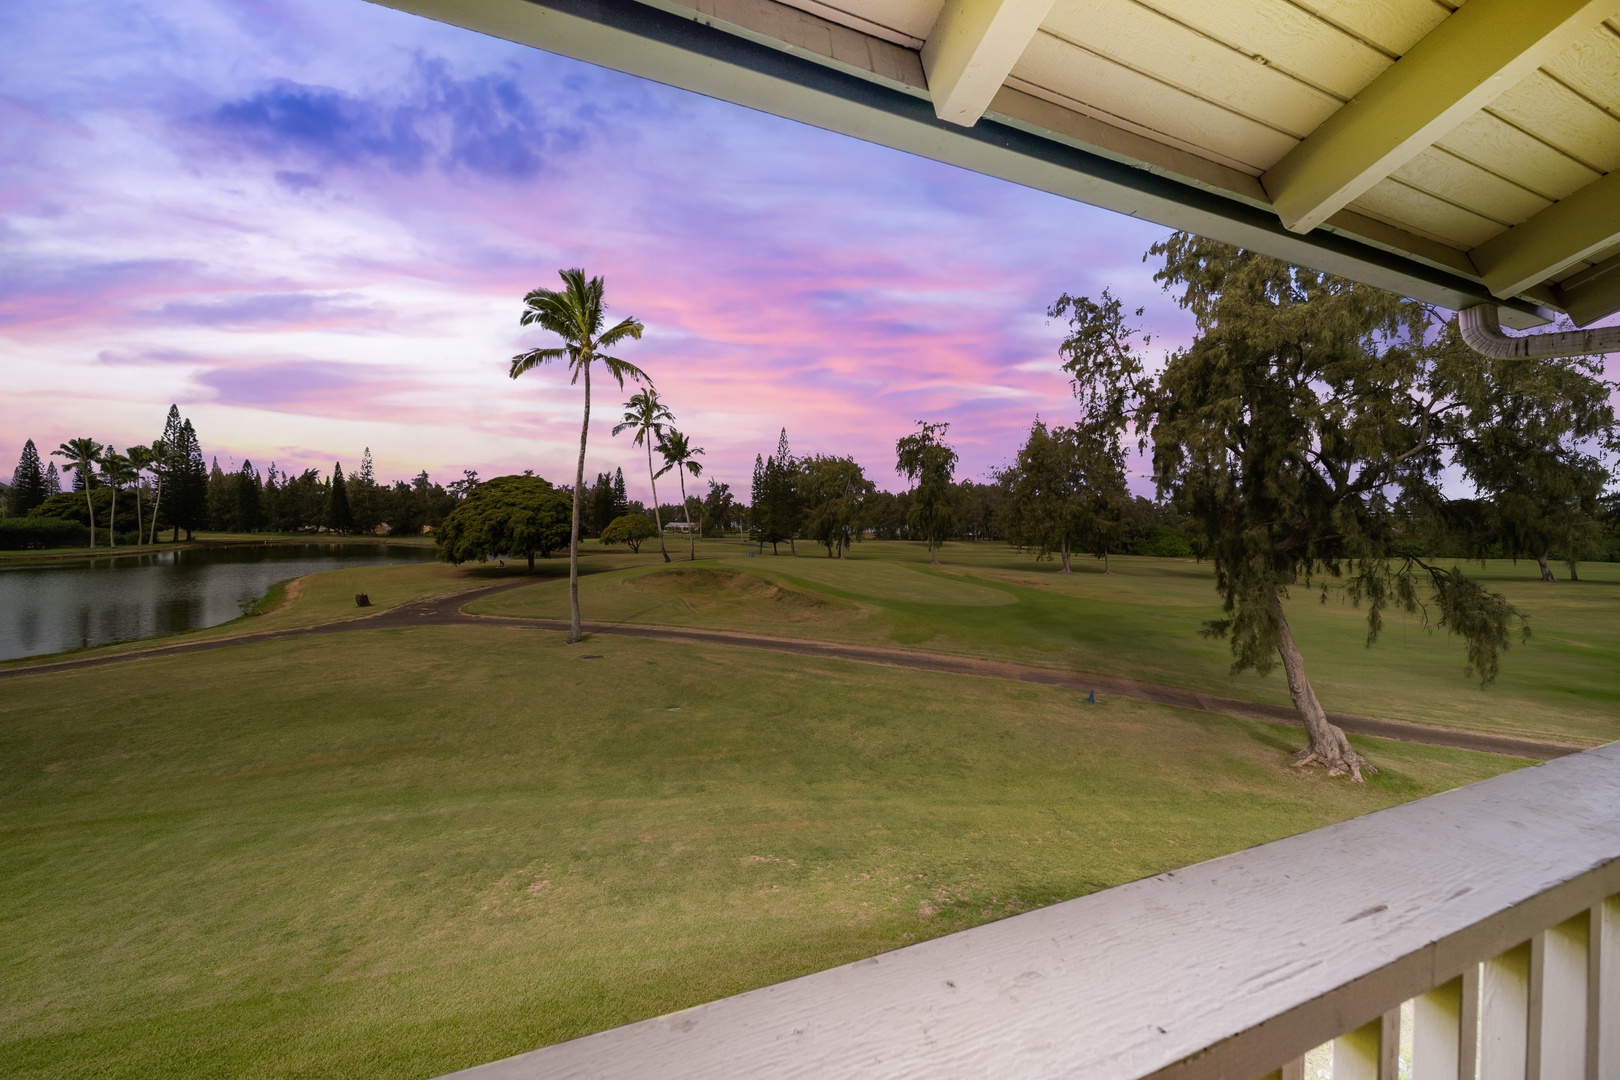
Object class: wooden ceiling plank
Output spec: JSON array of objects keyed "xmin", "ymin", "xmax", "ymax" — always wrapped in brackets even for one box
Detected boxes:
[
  {"xmin": 1349, "ymin": 177, "xmax": 1507, "ymax": 249},
  {"xmin": 1472, "ymin": 167, "xmax": 1620, "ymax": 297},
  {"xmin": 1434, "ymin": 113, "xmax": 1601, "ymax": 202},
  {"xmin": 1040, "ymin": 0, "xmax": 1342, "ymax": 139},
  {"xmin": 1391, "ymin": 147, "xmax": 1550, "ymax": 225},
  {"xmin": 1539, "ymin": 23, "xmax": 1620, "ymax": 117},
  {"xmin": 1485, "ymin": 70, "xmax": 1620, "ymax": 173},
  {"xmin": 920, "ymin": 0, "xmax": 1056, "ymax": 124},
  {"xmin": 1287, "ymin": 0, "xmax": 1453, "ymax": 57},
  {"xmin": 1011, "ymin": 32, "xmax": 1297, "ymax": 170},
  {"xmin": 1129, "ymin": 0, "xmax": 1389, "ymax": 100},
  {"xmin": 1000, "ymin": 76, "xmax": 1265, "ymax": 174},
  {"xmin": 1261, "ymin": 0, "xmax": 1617, "ymax": 234}
]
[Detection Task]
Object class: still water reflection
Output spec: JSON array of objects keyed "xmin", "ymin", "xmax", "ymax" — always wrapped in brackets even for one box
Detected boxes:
[{"xmin": 0, "ymin": 543, "xmax": 436, "ymax": 661}]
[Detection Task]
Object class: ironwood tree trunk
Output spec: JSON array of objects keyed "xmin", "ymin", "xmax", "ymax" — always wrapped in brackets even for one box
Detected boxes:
[
  {"xmin": 567, "ymin": 364, "xmax": 590, "ymax": 643},
  {"xmin": 1536, "ymin": 552, "xmax": 1557, "ymax": 582},
  {"xmin": 1060, "ymin": 535, "xmax": 1071, "ymax": 573},
  {"xmin": 1271, "ymin": 593, "xmax": 1369, "ymax": 782}
]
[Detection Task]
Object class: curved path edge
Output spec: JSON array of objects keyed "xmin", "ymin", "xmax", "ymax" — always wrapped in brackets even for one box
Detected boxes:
[{"xmin": 1, "ymin": 580, "xmax": 1579, "ymax": 761}]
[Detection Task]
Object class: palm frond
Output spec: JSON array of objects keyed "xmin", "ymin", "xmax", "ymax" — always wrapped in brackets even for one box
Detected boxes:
[
  {"xmin": 599, "ymin": 356, "xmax": 651, "ymax": 389},
  {"xmin": 598, "ymin": 317, "xmax": 644, "ymax": 349},
  {"xmin": 510, "ymin": 347, "xmax": 568, "ymax": 380}
]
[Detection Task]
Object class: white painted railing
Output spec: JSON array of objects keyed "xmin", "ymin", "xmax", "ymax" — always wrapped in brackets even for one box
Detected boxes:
[{"xmin": 443, "ymin": 742, "xmax": 1620, "ymax": 1079}]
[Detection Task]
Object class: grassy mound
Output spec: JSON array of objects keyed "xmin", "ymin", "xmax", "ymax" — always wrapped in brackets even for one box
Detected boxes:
[{"xmin": 628, "ymin": 567, "xmax": 831, "ymax": 617}]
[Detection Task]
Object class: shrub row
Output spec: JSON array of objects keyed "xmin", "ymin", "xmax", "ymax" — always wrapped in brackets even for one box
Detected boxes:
[{"xmin": 0, "ymin": 517, "xmax": 90, "ymax": 550}]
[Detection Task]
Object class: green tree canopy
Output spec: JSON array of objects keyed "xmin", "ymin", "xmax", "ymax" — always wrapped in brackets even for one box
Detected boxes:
[
  {"xmin": 800, "ymin": 454, "xmax": 874, "ymax": 558},
  {"xmin": 1112, "ymin": 233, "xmax": 1534, "ymax": 781},
  {"xmin": 895, "ymin": 421, "xmax": 957, "ymax": 564},
  {"xmin": 599, "ymin": 512, "xmax": 659, "ymax": 554},
  {"xmin": 10, "ymin": 440, "xmax": 47, "ymax": 516},
  {"xmin": 436, "ymin": 474, "xmax": 572, "ymax": 571}
]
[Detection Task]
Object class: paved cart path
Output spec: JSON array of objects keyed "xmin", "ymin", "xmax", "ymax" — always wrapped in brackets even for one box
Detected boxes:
[{"xmin": 1, "ymin": 579, "xmax": 1578, "ymax": 761}]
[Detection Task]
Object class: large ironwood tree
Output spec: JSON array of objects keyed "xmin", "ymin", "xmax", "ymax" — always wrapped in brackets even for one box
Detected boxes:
[{"xmin": 1074, "ymin": 234, "xmax": 1551, "ymax": 781}]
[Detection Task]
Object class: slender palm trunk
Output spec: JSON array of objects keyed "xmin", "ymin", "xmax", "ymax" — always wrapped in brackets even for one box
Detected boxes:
[
  {"xmin": 134, "ymin": 483, "xmax": 144, "ymax": 546},
  {"xmin": 149, "ymin": 476, "xmax": 162, "ymax": 545},
  {"xmin": 84, "ymin": 474, "xmax": 96, "ymax": 549},
  {"xmin": 109, "ymin": 485, "xmax": 118, "ymax": 547},
  {"xmin": 568, "ymin": 365, "xmax": 590, "ymax": 643},
  {"xmin": 678, "ymin": 472, "xmax": 694, "ymax": 560},
  {"xmin": 646, "ymin": 440, "xmax": 668, "ymax": 563},
  {"xmin": 1271, "ymin": 593, "xmax": 1366, "ymax": 781}
]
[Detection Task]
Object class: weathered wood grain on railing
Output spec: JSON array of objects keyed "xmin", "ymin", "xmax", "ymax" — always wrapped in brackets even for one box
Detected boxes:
[{"xmin": 443, "ymin": 743, "xmax": 1620, "ymax": 1079}]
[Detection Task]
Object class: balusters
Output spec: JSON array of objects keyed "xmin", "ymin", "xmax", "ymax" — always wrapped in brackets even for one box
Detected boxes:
[
  {"xmin": 1595, "ymin": 897, "xmax": 1619, "ymax": 1080},
  {"xmin": 1482, "ymin": 942, "xmax": 1531, "ymax": 1080},
  {"xmin": 1333, "ymin": 1011, "xmax": 1398, "ymax": 1080},
  {"xmin": 1413, "ymin": 976, "xmax": 1462, "ymax": 1080},
  {"xmin": 1529, "ymin": 916, "xmax": 1588, "ymax": 1080}
]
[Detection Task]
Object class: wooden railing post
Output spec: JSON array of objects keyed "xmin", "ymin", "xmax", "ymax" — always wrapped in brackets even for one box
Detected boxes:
[
  {"xmin": 1335, "ymin": 1011, "xmax": 1398, "ymax": 1080},
  {"xmin": 1414, "ymin": 977, "xmax": 1462, "ymax": 1080},
  {"xmin": 1483, "ymin": 943, "xmax": 1531, "ymax": 1080},
  {"xmin": 1529, "ymin": 916, "xmax": 1588, "ymax": 1080},
  {"xmin": 1594, "ymin": 897, "xmax": 1619, "ymax": 1080}
]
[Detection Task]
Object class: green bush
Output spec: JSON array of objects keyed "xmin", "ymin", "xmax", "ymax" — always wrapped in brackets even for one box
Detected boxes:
[
  {"xmin": 1133, "ymin": 524, "xmax": 1194, "ymax": 558},
  {"xmin": 0, "ymin": 516, "xmax": 89, "ymax": 550}
]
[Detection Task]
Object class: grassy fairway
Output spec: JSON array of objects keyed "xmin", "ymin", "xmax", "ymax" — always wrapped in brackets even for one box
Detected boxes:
[
  {"xmin": 0, "ymin": 621, "xmax": 1517, "ymax": 1079},
  {"xmin": 471, "ymin": 541, "xmax": 1620, "ymax": 747}
]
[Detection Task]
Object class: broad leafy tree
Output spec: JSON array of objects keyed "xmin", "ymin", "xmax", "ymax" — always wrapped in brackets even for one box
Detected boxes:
[
  {"xmin": 599, "ymin": 512, "xmax": 659, "ymax": 553},
  {"xmin": 51, "ymin": 438, "xmax": 103, "ymax": 547},
  {"xmin": 800, "ymin": 454, "xmax": 874, "ymax": 557},
  {"xmin": 656, "ymin": 428, "xmax": 705, "ymax": 561},
  {"xmin": 614, "ymin": 389, "xmax": 675, "ymax": 564},
  {"xmin": 511, "ymin": 268, "xmax": 647, "ymax": 642},
  {"xmin": 436, "ymin": 474, "xmax": 571, "ymax": 571},
  {"xmin": 895, "ymin": 421, "xmax": 958, "ymax": 564},
  {"xmin": 10, "ymin": 440, "xmax": 47, "ymax": 516},
  {"xmin": 1099, "ymin": 234, "xmax": 1528, "ymax": 781},
  {"xmin": 1002, "ymin": 419, "xmax": 1084, "ymax": 571}
]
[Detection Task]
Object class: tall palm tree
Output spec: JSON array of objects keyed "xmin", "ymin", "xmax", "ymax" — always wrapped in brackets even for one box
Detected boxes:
[
  {"xmin": 656, "ymin": 428, "xmax": 705, "ymax": 561},
  {"xmin": 52, "ymin": 438, "xmax": 103, "ymax": 549},
  {"xmin": 126, "ymin": 444, "xmax": 155, "ymax": 546},
  {"xmin": 613, "ymin": 389, "xmax": 675, "ymax": 563},
  {"xmin": 101, "ymin": 450, "xmax": 135, "ymax": 548},
  {"xmin": 511, "ymin": 268, "xmax": 646, "ymax": 643}
]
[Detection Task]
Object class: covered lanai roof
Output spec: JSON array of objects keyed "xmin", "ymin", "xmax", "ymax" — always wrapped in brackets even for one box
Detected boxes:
[{"xmin": 374, "ymin": 0, "xmax": 1620, "ymax": 328}]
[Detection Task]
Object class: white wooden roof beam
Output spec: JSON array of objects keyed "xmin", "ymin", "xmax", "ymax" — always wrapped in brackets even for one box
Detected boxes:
[
  {"xmin": 920, "ymin": 0, "xmax": 1056, "ymax": 126},
  {"xmin": 1471, "ymin": 168, "xmax": 1620, "ymax": 306},
  {"xmin": 1262, "ymin": 0, "xmax": 1620, "ymax": 236}
]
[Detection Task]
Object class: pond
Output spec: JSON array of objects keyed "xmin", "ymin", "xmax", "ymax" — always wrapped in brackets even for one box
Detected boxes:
[{"xmin": 0, "ymin": 542, "xmax": 438, "ymax": 662}]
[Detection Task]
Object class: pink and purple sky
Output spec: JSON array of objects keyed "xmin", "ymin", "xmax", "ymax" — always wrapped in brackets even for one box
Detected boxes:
[{"xmin": 1, "ymin": 0, "xmax": 1200, "ymax": 500}]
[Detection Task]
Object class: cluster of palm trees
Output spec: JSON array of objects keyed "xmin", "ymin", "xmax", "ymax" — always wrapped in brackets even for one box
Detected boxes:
[
  {"xmin": 509, "ymin": 267, "xmax": 705, "ymax": 643},
  {"xmin": 50, "ymin": 437, "xmax": 167, "ymax": 549}
]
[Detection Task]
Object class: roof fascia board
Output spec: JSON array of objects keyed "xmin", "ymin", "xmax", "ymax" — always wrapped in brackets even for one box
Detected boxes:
[
  {"xmin": 1261, "ymin": 0, "xmax": 1617, "ymax": 235},
  {"xmin": 365, "ymin": 0, "xmax": 1551, "ymax": 320},
  {"xmin": 920, "ymin": 0, "xmax": 1056, "ymax": 125},
  {"xmin": 1472, "ymin": 168, "xmax": 1620, "ymax": 301}
]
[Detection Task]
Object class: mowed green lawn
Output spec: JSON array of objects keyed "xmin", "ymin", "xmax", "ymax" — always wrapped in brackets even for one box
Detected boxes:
[
  {"xmin": 470, "ymin": 540, "xmax": 1620, "ymax": 746},
  {"xmin": 2, "ymin": 613, "xmax": 1518, "ymax": 1078}
]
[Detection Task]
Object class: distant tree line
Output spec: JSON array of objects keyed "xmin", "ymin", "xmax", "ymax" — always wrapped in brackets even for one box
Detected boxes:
[{"xmin": 3, "ymin": 406, "xmax": 478, "ymax": 549}]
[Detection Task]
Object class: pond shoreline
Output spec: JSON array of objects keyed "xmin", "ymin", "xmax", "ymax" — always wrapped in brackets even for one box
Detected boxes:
[{"xmin": 0, "ymin": 534, "xmax": 434, "ymax": 565}]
